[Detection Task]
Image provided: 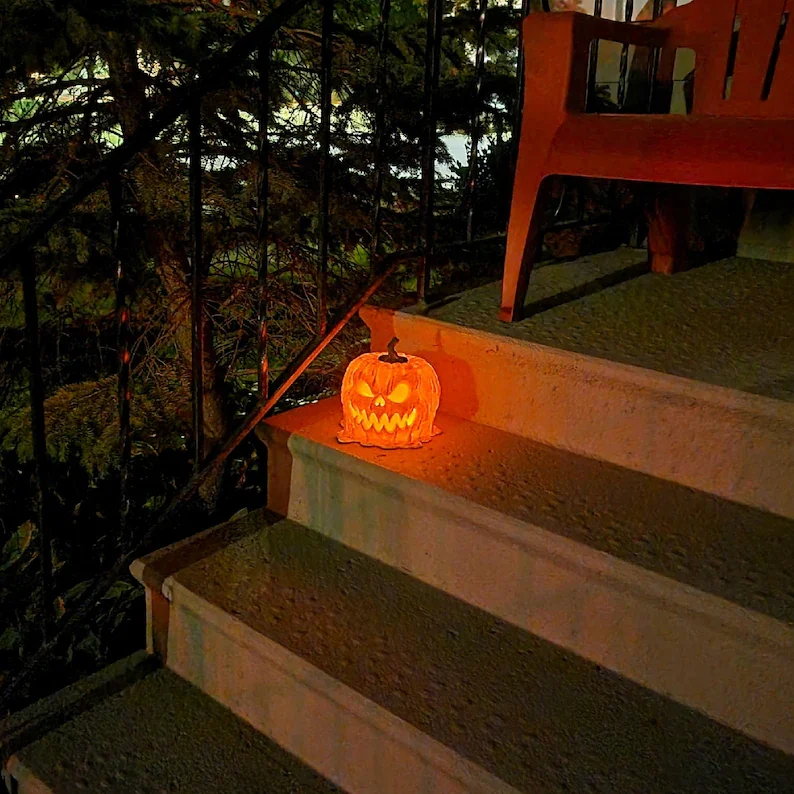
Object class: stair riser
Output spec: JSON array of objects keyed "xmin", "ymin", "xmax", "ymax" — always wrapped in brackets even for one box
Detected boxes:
[
  {"xmin": 272, "ymin": 434, "xmax": 794, "ymax": 756},
  {"xmin": 362, "ymin": 306, "xmax": 794, "ymax": 519},
  {"xmin": 165, "ymin": 581, "xmax": 520, "ymax": 794}
]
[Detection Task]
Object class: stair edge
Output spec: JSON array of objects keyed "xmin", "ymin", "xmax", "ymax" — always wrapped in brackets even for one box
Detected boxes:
[
  {"xmin": 360, "ymin": 305, "xmax": 794, "ymax": 518},
  {"xmin": 277, "ymin": 432, "xmax": 794, "ymax": 755},
  {"xmin": 1, "ymin": 651, "xmax": 156, "ymax": 767},
  {"xmin": 166, "ymin": 577, "xmax": 522, "ymax": 794}
]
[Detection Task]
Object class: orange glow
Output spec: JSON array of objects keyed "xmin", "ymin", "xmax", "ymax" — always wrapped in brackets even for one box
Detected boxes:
[{"xmin": 338, "ymin": 337, "xmax": 440, "ymax": 449}]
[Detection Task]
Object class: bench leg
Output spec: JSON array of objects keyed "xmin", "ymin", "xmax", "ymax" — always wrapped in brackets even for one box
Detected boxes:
[
  {"xmin": 646, "ymin": 185, "xmax": 689, "ymax": 275},
  {"xmin": 500, "ymin": 175, "xmax": 549, "ymax": 323}
]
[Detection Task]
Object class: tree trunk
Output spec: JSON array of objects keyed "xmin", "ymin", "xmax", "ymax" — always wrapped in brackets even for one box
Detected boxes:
[{"xmin": 147, "ymin": 225, "xmax": 231, "ymax": 458}]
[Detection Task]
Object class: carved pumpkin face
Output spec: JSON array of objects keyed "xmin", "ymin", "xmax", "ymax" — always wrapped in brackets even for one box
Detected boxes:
[{"xmin": 338, "ymin": 337, "xmax": 440, "ymax": 449}]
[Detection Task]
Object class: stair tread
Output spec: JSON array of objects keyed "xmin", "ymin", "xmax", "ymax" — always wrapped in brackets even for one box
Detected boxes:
[
  {"xmin": 6, "ymin": 660, "xmax": 343, "ymax": 794},
  {"xmin": 262, "ymin": 399, "xmax": 794, "ymax": 625},
  {"xmin": 421, "ymin": 254, "xmax": 794, "ymax": 404},
  {"xmin": 171, "ymin": 515, "xmax": 794, "ymax": 794}
]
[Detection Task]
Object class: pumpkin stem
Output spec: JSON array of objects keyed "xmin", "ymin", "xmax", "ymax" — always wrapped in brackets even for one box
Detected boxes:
[{"xmin": 379, "ymin": 337, "xmax": 408, "ymax": 364}]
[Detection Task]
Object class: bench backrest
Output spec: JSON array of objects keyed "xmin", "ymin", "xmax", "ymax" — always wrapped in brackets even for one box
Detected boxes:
[{"xmin": 656, "ymin": 0, "xmax": 793, "ymax": 118}]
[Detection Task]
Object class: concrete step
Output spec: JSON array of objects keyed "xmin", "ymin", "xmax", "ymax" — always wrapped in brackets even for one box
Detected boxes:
[
  {"xmin": 360, "ymin": 280, "xmax": 794, "ymax": 518},
  {"xmin": 738, "ymin": 190, "xmax": 794, "ymax": 263},
  {"xmin": 259, "ymin": 399, "xmax": 794, "ymax": 754},
  {"xmin": 1, "ymin": 651, "xmax": 342, "ymax": 794},
  {"xmin": 132, "ymin": 512, "xmax": 794, "ymax": 794}
]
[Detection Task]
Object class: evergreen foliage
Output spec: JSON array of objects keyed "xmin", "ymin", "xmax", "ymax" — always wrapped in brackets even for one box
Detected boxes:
[{"xmin": 0, "ymin": 0, "xmax": 524, "ymax": 707}]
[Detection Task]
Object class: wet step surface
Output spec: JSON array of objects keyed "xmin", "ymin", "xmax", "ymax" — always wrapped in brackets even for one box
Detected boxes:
[
  {"xmin": 172, "ymin": 517, "xmax": 794, "ymax": 794},
  {"xmin": 4, "ymin": 656, "xmax": 343, "ymax": 794},
  {"xmin": 262, "ymin": 400, "xmax": 794, "ymax": 626}
]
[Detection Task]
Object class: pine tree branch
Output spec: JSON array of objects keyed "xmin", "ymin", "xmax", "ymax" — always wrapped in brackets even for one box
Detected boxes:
[{"xmin": 4, "ymin": 79, "xmax": 110, "ymax": 104}]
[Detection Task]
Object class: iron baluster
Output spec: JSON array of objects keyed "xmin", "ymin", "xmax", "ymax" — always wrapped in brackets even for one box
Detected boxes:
[
  {"xmin": 370, "ymin": 0, "xmax": 392, "ymax": 267},
  {"xmin": 109, "ymin": 175, "xmax": 132, "ymax": 540},
  {"xmin": 646, "ymin": 0, "xmax": 665, "ymax": 112},
  {"xmin": 21, "ymin": 250, "xmax": 53, "ymax": 638},
  {"xmin": 617, "ymin": 0, "xmax": 634, "ymax": 109},
  {"xmin": 652, "ymin": 1, "xmax": 664, "ymax": 20},
  {"xmin": 317, "ymin": 0, "xmax": 334, "ymax": 335},
  {"xmin": 511, "ymin": 0, "xmax": 532, "ymax": 180},
  {"xmin": 586, "ymin": 0, "xmax": 604, "ymax": 112},
  {"xmin": 466, "ymin": 0, "xmax": 488, "ymax": 243},
  {"xmin": 189, "ymin": 95, "xmax": 205, "ymax": 469},
  {"xmin": 418, "ymin": 0, "xmax": 443, "ymax": 301},
  {"xmin": 257, "ymin": 40, "xmax": 271, "ymax": 399}
]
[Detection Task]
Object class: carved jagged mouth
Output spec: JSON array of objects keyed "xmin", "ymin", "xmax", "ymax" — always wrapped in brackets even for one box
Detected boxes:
[{"xmin": 349, "ymin": 404, "xmax": 417, "ymax": 433}]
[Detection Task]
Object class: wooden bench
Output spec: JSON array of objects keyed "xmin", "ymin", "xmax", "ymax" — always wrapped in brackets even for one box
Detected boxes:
[{"xmin": 501, "ymin": 0, "xmax": 794, "ymax": 322}]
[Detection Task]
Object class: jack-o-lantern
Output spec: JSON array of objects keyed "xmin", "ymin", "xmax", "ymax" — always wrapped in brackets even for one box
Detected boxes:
[{"xmin": 338, "ymin": 337, "xmax": 440, "ymax": 449}]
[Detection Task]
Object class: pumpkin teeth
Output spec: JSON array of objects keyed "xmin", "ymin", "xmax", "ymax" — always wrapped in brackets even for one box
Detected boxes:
[{"xmin": 348, "ymin": 403, "xmax": 417, "ymax": 433}]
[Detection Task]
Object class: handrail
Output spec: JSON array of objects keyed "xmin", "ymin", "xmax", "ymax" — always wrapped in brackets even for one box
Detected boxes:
[
  {"xmin": 0, "ymin": 0, "xmax": 513, "ymax": 714},
  {"xmin": 0, "ymin": 220, "xmax": 506, "ymax": 710},
  {"xmin": 0, "ymin": 0, "xmax": 312, "ymax": 279},
  {"xmin": 0, "ymin": 244, "xmax": 413, "ymax": 711}
]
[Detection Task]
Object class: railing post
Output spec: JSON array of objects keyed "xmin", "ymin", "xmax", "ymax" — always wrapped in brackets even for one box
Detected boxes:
[
  {"xmin": 189, "ymin": 95, "xmax": 205, "ymax": 469},
  {"xmin": 646, "ymin": 0, "xmax": 665, "ymax": 112},
  {"xmin": 257, "ymin": 39, "xmax": 271, "ymax": 399},
  {"xmin": 418, "ymin": 0, "xmax": 443, "ymax": 301},
  {"xmin": 317, "ymin": 0, "xmax": 334, "ymax": 335},
  {"xmin": 466, "ymin": 0, "xmax": 488, "ymax": 242},
  {"xmin": 21, "ymin": 250, "xmax": 53, "ymax": 638},
  {"xmin": 586, "ymin": 0, "xmax": 604, "ymax": 111},
  {"xmin": 511, "ymin": 0, "xmax": 532, "ymax": 178},
  {"xmin": 370, "ymin": 0, "xmax": 392, "ymax": 267},
  {"xmin": 109, "ymin": 175, "xmax": 132, "ymax": 540},
  {"xmin": 617, "ymin": 0, "xmax": 634, "ymax": 108}
]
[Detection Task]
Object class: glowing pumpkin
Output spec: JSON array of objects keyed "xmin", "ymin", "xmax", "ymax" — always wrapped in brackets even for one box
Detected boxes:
[{"xmin": 338, "ymin": 337, "xmax": 440, "ymax": 449}]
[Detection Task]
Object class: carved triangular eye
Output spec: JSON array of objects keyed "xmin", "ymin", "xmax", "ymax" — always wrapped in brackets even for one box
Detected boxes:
[
  {"xmin": 387, "ymin": 382, "xmax": 411, "ymax": 404},
  {"xmin": 356, "ymin": 381, "xmax": 374, "ymax": 398}
]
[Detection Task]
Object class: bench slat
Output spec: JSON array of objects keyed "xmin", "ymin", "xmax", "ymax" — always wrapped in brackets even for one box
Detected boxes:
[
  {"xmin": 729, "ymin": 0, "xmax": 788, "ymax": 111},
  {"xmin": 688, "ymin": 3, "xmax": 740, "ymax": 116},
  {"xmin": 766, "ymin": 3, "xmax": 794, "ymax": 116}
]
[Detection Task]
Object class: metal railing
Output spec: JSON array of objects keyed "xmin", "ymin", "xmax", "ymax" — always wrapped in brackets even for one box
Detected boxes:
[
  {"xmin": 588, "ymin": 0, "xmax": 670, "ymax": 113},
  {"xmin": 0, "ymin": 0, "xmax": 518, "ymax": 711},
  {"xmin": 0, "ymin": 0, "xmax": 673, "ymax": 711}
]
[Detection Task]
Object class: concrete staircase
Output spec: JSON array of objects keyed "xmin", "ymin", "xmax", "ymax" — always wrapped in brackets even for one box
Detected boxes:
[{"xmin": 3, "ymin": 297, "xmax": 794, "ymax": 793}]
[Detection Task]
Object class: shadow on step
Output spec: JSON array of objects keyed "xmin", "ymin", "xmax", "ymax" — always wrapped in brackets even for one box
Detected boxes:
[{"xmin": 522, "ymin": 260, "xmax": 649, "ymax": 316}]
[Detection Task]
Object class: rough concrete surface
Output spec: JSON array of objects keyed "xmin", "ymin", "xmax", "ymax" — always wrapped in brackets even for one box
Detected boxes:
[
  {"xmin": 173, "ymin": 519, "xmax": 794, "ymax": 794},
  {"xmin": 10, "ymin": 664, "xmax": 342, "ymax": 794},
  {"xmin": 423, "ymin": 252, "xmax": 794, "ymax": 402},
  {"xmin": 1, "ymin": 651, "xmax": 156, "ymax": 765},
  {"xmin": 262, "ymin": 400, "xmax": 794, "ymax": 626},
  {"xmin": 738, "ymin": 190, "xmax": 794, "ymax": 263},
  {"xmin": 166, "ymin": 581, "xmax": 520, "ymax": 794},
  {"xmin": 362, "ymin": 299, "xmax": 794, "ymax": 520}
]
